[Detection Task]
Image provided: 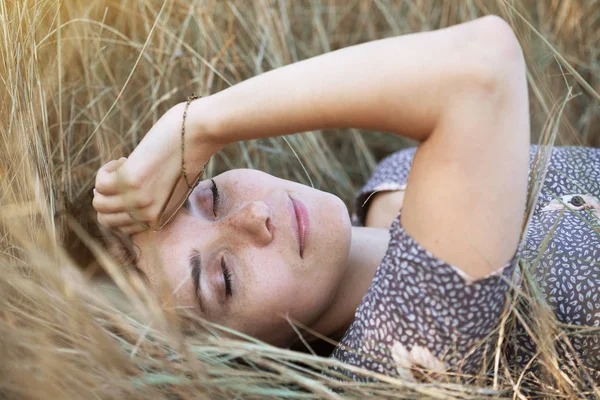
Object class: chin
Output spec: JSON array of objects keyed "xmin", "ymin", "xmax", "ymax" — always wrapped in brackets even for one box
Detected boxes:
[
  {"xmin": 336, "ymin": 198, "xmax": 352, "ymax": 238},
  {"xmin": 300, "ymin": 187, "xmax": 352, "ymax": 266},
  {"xmin": 331, "ymin": 192, "xmax": 351, "ymax": 224},
  {"xmin": 325, "ymin": 193, "xmax": 352, "ymax": 255}
]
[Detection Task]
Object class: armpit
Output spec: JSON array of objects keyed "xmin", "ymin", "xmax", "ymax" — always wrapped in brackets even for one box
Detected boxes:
[{"xmin": 363, "ymin": 183, "xmax": 407, "ymax": 229}]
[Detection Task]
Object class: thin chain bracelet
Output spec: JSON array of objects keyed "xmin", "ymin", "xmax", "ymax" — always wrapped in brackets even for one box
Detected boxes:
[
  {"xmin": 148, "ymin": 94, "xmax": 207, "ymax": 232},
  {"xmin": 181, "ymin": 93, "xmax": 202, "ymax": 188}
]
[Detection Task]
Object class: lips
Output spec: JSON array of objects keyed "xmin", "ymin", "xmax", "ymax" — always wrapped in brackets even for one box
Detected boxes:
[{"xmin": 289, "ymin": 196, "xmax": 310, "ymax": 258}]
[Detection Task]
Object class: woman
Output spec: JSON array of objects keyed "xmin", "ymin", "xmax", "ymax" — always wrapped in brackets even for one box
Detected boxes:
[{"xmin": 92, "ymin": 16, "xmax": 600, "ymax": 381}]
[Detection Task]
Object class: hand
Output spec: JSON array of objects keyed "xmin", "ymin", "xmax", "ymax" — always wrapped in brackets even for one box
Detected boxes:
[{"xmin": 93, "ymin": 100, "xmax": 219, "ymax": 235}]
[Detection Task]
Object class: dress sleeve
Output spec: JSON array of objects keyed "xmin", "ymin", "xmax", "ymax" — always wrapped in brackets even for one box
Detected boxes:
[
  {"xmin": 353, "ymin": 147, "xmax": 417, "ymax": 226},
  {"xmin": 331, "ymin": 213, "xmax": 518, "ymax": 381}
]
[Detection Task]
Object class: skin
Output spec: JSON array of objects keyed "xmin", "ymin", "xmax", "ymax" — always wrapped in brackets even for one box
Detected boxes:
[
  {"xmin": 365, "ymin": 190, "xmax": 406, "ymax": 229},
  {"xmin": 94, "ymin": 16, "xmax": 529, "ymax": 348},
  {"xmin": 133, "ymin": 169, "xmax": 375, "ymax": 346}
]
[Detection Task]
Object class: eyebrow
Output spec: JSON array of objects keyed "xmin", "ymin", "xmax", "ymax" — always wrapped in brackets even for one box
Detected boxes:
[{"xmin": 189, "ymin": 249, "xmax": 205, "ymax": 313}]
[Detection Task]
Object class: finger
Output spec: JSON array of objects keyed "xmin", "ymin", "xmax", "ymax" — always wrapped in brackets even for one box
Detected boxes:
[
  {"xmin": 100, "ymin": 159, "xmax": 118, "ymax": 173},
  {"xmin": 95, "ymin": 159, "xmax": 130, "ymax": 195},
  {"xmin": 102, "ymin": 157, "xmax": 127, "ymax": 173},
  {"xmin": 97, "ymin": 211, "xmax": 140, "ymax": 228},
  {"xmin": 93, "ymin": 192, "xmax": 152, "ymax": 213}
]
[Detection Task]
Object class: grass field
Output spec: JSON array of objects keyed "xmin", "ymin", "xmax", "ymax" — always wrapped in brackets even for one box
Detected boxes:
[{"xmin": 1, "ymin": 0, "xmax": 599, "ymax": 398}]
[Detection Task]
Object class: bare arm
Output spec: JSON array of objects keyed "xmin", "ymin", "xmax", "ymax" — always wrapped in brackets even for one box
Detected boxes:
[
  {"xmin": 188, "ymin": 15, "xmax": 529, "ymax": 279},
  {"xmin": 95, "ymin": 16, "xmax": 529, "ymax": 279}
]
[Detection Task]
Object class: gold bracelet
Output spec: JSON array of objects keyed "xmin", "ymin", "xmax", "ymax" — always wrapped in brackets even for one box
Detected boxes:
[
  {"xmin": 148, "ymin": 94, "xmax": 206, "ymax": 232},
  {"xmin": 181, "ymin": 93, "xmax": 201, "ymax": 188}
]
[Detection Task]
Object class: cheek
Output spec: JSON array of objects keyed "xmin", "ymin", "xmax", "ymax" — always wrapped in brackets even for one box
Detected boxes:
[
  {"xmin": 274, "ymin": 266, "xmax": 337, "ymax": 323},
  {"xmin": 234, "ymin": 259, "xmax": 332, "ymax": 331},
  {"xmin": 229, "ymin": 269, "xmax": 293, "ymax": 334},
  {"xmin": 244, "ymin": 256, "xmax": 297, "ymax": 311},
  {"xmin": 227, "ymin": 170, "xmax": 279, "ymax": 198}
]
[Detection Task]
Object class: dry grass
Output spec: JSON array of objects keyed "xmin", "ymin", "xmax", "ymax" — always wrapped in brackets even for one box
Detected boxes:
[{"xmin": 1, "ymin": 0, "xmax": 599, "ymax": 398}]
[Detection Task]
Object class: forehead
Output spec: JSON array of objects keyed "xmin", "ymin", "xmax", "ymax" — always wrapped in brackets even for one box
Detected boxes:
[
  {"xmin": 133, "ymin": 235, "xmax": 204, "ymax": 318},
  {"xmin": 132, "ymin": 213, "xmax": 195, "ymax": 289}
]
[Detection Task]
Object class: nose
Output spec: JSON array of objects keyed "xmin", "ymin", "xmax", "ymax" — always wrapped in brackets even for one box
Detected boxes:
[{"xmin": 225, "ymin": 201, "xmax": 273, "ymax": 247}]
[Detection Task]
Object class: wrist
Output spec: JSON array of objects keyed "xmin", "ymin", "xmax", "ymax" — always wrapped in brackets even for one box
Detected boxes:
[
  {"xmin": 186, "ymin": 95, "xmax": 227, "ymax": 154},
  {"xmin": 164, "ymin": 97, "xmax": 223, "ymax": 183}
]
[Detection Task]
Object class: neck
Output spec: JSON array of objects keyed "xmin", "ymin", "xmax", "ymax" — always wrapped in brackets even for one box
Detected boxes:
[{"xmin": 309, "ymin": 226, "xmax": 389, "ymax": 341}]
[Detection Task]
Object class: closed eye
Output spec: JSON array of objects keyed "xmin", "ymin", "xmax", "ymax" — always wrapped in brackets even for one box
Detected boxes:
[
  {"xmin": 211, "ymin": 178, "xmax": 220, "ymax": 217},
  {"xmin": 221, "ymin": 257, "xmax": 233, "ymax": 297}
]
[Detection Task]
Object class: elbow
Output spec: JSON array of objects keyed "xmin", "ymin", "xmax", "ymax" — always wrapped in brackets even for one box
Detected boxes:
[
  {"xmin": 463, "ymin": 16, "xmax": 526, "ymax": 92},
  {"xmin": 476, "ymin": 16, "xmax": 524, "ymax": 60}
]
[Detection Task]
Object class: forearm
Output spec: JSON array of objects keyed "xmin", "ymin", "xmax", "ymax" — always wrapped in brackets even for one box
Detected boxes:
[{"xmin": 189, "ymin": 16, "xmax": 509, "ymax": 148}]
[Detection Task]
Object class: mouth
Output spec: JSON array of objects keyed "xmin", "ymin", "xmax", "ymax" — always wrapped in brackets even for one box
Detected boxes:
[{"xmin": 289, "ymin": 195, "xmax": 310, "ymax": 258}]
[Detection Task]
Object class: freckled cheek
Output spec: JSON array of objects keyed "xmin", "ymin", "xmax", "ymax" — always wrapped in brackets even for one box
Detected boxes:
[
  {"xmin": 238, "ymin": 269, "xmax": 300, "ymax": 327},
  {"xmin": 231, "ymin": 178, "xmax": 272, "ymax": 201},
  {"xmin": 237, "ymin": 248, "xmax": 336, "ymax": 329},
  {"xmin": 241, "ymin": 249, "xmax": 293, "ymax": 291}
]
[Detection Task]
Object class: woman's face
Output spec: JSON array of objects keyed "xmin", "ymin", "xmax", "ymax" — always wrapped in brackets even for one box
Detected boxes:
[{"xmin": 133, "ymin": 169, "xmax": 352, "ymax": 346}]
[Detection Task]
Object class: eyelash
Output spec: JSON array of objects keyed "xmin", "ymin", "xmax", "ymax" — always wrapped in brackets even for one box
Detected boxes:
[
  {"xmin": 211, "ymin": 179, "xmax": 231, "ymax": 297},
  {"xmin": 221, "ymin": 258, "xmax": 233, "ymax": 297},
  {"xmin": 210, "ymin": 178, "xmax": 220, "ymax": 217}
]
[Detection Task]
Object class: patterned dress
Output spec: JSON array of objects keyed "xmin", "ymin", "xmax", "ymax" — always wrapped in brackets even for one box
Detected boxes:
[{"xmin": 330, "ymin": 146, "xmax": 600, "ymax": 382}]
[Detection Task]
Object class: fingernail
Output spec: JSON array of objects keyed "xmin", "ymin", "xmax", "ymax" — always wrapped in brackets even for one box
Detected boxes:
[{"xmin": 93, "ymin": 188, "xmax": 97, "ymax": 196}]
